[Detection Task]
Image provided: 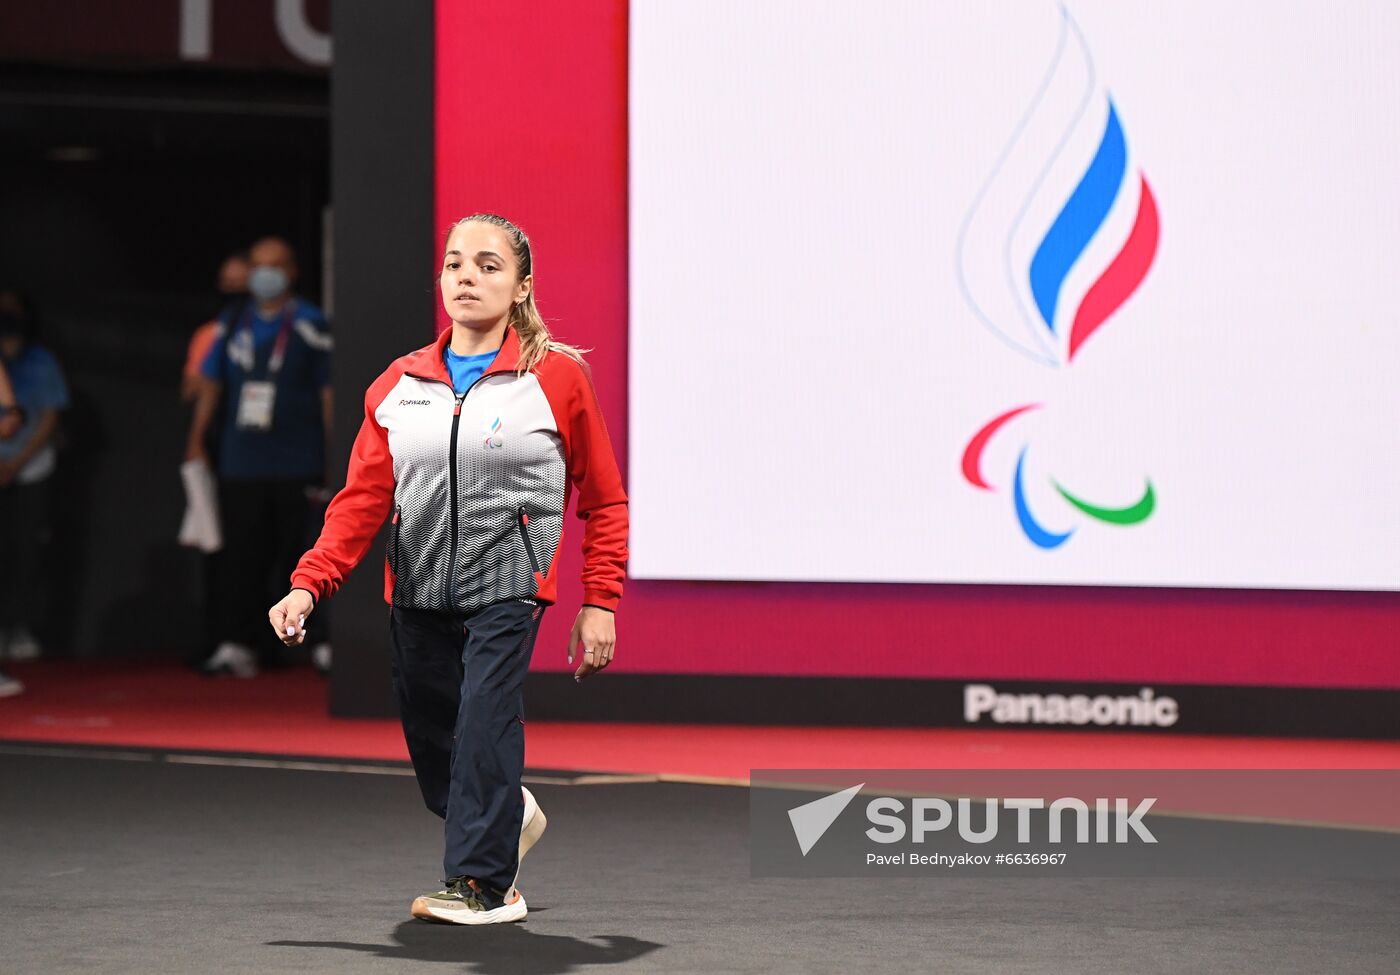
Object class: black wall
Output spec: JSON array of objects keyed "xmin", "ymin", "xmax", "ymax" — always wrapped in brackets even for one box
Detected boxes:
[
  {"xmin": 0, "ymin": 62, "xmax": 328, "ymax": 659},
  {"xmin": 326, "ymin": 1, "xmax": 435, "ymax": 717}
]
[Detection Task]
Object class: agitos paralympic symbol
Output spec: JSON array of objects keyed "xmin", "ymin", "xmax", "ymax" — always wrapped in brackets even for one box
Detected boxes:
[{"xmin": 955, "ymin": 7, "xmax": 1160, "ymax": 550}]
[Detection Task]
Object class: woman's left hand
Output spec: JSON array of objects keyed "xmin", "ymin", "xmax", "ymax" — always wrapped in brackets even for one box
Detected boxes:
[{"xmin": 569, "ymin": 606, "xmax": 615, "ymax": 682}]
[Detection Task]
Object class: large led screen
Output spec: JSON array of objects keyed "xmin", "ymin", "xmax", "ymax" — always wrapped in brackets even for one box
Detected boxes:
[{"xmin": 629, "ymin": 0, "xmax": 1400, "ymax": 591}]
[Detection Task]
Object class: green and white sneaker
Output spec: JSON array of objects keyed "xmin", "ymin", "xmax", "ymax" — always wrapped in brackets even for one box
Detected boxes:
[{"xmin": 411, "ymin": 877, "xmax": 527, "ymax": 925}]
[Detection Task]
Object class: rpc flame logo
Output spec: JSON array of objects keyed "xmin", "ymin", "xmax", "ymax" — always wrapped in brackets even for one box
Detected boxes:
[{"xmin": 956, "ymin": 6, "xmax": 1160, "ymax": 550}]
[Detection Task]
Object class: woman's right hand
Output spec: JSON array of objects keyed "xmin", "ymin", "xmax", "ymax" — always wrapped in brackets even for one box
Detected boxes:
[{"xmin": 268, "ymin": 588, "xmax": 316, "ymax": 646}]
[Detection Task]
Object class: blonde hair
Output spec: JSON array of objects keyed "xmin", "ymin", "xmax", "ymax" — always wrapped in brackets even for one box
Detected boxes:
[{"xmin": 445, "ymin": 213, "xmax": 589, "ymax": 373}]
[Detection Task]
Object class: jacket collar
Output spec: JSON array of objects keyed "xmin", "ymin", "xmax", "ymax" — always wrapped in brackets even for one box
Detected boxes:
[{"xmin": 414, "ymin": 324, "xmax": 523, "ymax": 387}]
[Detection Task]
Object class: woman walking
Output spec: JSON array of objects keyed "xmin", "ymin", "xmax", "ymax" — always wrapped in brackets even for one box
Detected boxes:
[{"xmin": 268, "ymin": 214, "xmax": 628, "ymax": 924}]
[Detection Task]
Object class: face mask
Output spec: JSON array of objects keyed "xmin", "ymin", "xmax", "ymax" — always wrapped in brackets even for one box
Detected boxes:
[{"xmin": 248, "ymin": 266, "xmax": 290, "ymax": 302}]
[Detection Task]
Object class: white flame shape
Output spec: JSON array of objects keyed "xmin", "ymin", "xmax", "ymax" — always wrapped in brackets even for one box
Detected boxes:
[{"xmin": 957, "ymin": 5, "xmax": 1145, "ymax": 368}]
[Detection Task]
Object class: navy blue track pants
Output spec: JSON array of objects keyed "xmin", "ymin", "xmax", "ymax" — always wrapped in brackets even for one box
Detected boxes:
[{"xmin": 389, "ymin": 598, "xmax": 544, "ymax": 893}]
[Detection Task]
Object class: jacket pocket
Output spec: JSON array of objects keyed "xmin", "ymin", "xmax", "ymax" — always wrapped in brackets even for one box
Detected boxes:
[{"xmin": 515, "ymin": 506, "xmax": 540, "ymax": 576}]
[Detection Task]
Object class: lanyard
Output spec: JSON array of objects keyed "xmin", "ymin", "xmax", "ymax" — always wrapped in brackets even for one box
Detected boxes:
[{"xmin": 235, "ymin": 305, "xmax": 295, "ymax": 376}]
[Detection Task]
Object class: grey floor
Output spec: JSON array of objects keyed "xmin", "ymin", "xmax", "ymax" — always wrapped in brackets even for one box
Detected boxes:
[{"xmin": 1, "ymin": 747, "xmax": 1398, "ymax": 975}]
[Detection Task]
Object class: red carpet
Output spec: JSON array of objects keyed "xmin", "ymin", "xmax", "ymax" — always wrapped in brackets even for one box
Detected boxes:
[{"xmin": 2, "ymin": 660, "xmax": 1398, "ymax": 782}]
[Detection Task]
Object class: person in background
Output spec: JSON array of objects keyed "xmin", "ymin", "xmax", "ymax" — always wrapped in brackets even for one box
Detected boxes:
[
  {"xmin": 185, "ymin": 237, "xmax": 334, "ymax": 677},
  {"xmin": 181, "ymin": 253, "xmax": 250, "ymax": 669},
  {"xmin": 183, "ymin": 253, "xmax": 249, "ymax": 403},
  {"xmin": 0, "ymin": 360, "xmax": 19, "ymax": 439},
  {"xmin": 0, "ymin": 290, "xmax": 70, "ymax": 667},
  {"xmin": 0, "ymin": 357, "xmax": 22, "ymax": 697}
]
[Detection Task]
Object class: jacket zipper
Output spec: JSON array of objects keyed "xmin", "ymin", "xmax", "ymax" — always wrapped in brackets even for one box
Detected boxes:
[
  {"xmin": 444, "ymin": 369, "xmax": 497, "ymax": 612},
  {"xmin": 389, "ymin": 505, "xmax": 402, "ymax": 599},
  {"xmin": 390, "ymin": 505, "xmax": 402, "ymax": 571},
  {"xmin": 516, "ymin": 506, "xmax": 540, "ymax": 577},
  {"xmin": 446, "ymin": 393, "xmax": 465, "ymax": 611}
]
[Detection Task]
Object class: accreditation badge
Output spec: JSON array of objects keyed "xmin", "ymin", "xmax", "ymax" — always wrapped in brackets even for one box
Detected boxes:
[{"xmin": 235, "ymin": 380, "xmax": 278, "ymax": 431}]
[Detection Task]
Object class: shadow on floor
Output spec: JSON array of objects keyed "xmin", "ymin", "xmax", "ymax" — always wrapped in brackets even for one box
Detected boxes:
[{"xmin": 268, "ymin": 919, "xmax": 664, "ymax": 974}]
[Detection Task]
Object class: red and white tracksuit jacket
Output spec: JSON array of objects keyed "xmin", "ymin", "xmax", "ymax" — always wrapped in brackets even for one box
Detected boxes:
[{"xmin": 290, "ymin": 325, "xmax": 628, "ymax": 614}]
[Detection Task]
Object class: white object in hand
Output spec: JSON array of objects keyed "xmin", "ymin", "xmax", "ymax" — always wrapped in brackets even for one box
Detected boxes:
[{"xmin": 177, "ymin": 459, "xmax": 223, "ymax": 553}]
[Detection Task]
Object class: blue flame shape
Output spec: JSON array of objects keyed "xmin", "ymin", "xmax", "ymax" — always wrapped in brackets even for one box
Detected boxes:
[
  {"xmin": 956, "ymin": 5, "xmax": 1097, "ymax": 367},
  {"xmin": 1028, "ymin": 101, "xmax": 1128, "ymax": 334}
]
